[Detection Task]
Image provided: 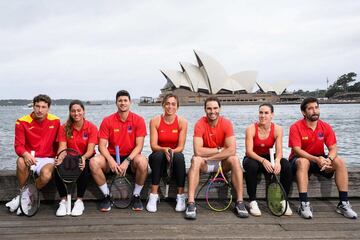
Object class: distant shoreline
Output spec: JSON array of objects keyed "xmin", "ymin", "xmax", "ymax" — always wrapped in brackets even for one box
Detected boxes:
[
  {"xmin": 1, "ymin": 98, "xmax": 359, "ymax": 106},
  {"xmin": 138, "ymin": 99, "xmax": 360, "ymax": 106}
]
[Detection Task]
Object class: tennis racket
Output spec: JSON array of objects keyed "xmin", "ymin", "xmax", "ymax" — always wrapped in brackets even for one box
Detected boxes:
[
  {"xmin": 56, "ymin": 148, "xmax": 83, "ymax": 215},
  {"xmin": 164, "ymin": 149, "xmax": 173, "ymax": 198},
  {"xmin": 110, "ymin": 145, "xmax": 133, "ymax": 209},
  {"xmin": 266, "ymin": 148, "xmax": 287, "ymax": 217},
  {"xmin": 205, "ymin": 161, "xmax": 233, "ymax": 212},
  {"xmin": 19, "ymin": 150, "xmax": 40, "ymax": 217}
]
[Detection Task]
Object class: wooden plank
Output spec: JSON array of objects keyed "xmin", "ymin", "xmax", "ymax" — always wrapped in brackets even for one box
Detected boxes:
[{"xmin": 0, "ymin": 200, "xmax": 359, "ymax": 240}]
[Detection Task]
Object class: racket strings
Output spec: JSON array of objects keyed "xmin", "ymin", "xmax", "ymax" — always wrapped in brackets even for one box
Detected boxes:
[
  {"xmin": 267, "ymin": 182, "xmax": 287, "ymax": 216},
  {"xmin": 111, "ymin": 177, "xmax": 133, "ymax": 209},
  {"xmin": 57, "ymin": 150, "xmax": 82, "ymax": 182}
]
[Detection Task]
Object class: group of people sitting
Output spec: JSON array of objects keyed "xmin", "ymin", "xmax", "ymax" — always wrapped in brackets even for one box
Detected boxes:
[{"xmin": 5, "ymin": 91, "xmax": 358, "ymax": 220}]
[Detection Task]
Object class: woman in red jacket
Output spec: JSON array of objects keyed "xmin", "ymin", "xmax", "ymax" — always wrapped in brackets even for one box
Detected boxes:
[{"xmin": 55, "ymin": 100, "xmax": 98, "ymax": 217}]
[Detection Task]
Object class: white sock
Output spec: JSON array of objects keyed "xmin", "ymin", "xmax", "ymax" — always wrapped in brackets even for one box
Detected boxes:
[
  {"xmin": 99, "ymin": 183, "xmax": 109, "ymax": 196},
  {"xmin": 133, "ymin": 184, "xmax": 143, "ymax": 196}
]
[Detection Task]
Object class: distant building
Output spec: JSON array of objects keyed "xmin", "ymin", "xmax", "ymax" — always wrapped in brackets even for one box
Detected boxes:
[{"xmin": 140, "ymin": 50, "xmax": 301, "ymax": 105}]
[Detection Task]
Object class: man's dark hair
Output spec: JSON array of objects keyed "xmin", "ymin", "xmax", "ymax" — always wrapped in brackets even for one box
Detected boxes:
[
  {"xmin": 204, "ymin": 96, "xmax": 221, "ymax": 109},
  {"xmin": 259, "ymin": 103, "xmax": 274, "ymax": 113},
  {"xmin": 300, "ymin": 97, "xmax": 319, "ymax": 112},
  {"xmin": 33, "ymin": 94, "xmax": 52, "ymax": 107},
  {"xmin": 116, "ymin": 90, "xmax": 131, "ymax": 101}
]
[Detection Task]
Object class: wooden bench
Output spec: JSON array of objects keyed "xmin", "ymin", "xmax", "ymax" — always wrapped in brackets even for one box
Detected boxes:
[{"xmin": 1, "ymin": 168, "xmax": 359, "ymax": 201}]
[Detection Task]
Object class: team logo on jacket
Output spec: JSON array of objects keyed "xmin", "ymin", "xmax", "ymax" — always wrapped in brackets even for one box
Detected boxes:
[
  {"xmin": 49, "ymin": 125, "xmax": 54, "ymax": 129},
  {"xmin": 127, "ymin": 125, "xmax": 132, "ymax": 133},
  {"xmin": 302, "ymin": 136, "xmax": 308, "ymax": 140},
  {"xmin": 114, "ymin": 129, "xmax": 120, "ymax": 132},
  {"xmin": 83, "ymin": 132, "xmax": 88, "ymax": 140},
  {"xmin": 317, "ymin": 132, "xmax": 324, "ymax": 140},
  {"xmin": 172, "ymin": 129, "xmax": 178, "ymax": 133}
]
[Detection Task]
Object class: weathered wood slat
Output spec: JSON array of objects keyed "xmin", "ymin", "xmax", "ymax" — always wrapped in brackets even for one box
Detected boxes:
[
  {"xmin": 0, "ymin": 168, "xmax": 359, "ymax": 201},
  {"xmin": 0, "ymin": 200, "xmax": 359, "ymax": 240}
]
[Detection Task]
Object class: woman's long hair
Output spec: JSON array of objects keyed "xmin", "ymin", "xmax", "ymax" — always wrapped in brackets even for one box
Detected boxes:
[{"xmin": 64, "ymin": 100, "xmax": 85, "ymax": 138}]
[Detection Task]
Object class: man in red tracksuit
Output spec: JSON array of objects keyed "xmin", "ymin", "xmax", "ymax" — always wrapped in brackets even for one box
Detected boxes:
[{"xmin": 5, "ymin": 94, "xmax": 60, "ymax": 215}]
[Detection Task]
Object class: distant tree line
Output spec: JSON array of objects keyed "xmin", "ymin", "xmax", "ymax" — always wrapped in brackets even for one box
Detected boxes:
[
  {"xmin": 325, "ymin": 72, "xmax": 359, "ymax": 98},
  {"xmin": 293, "ymin": 72, "xmax": 359, "ymax": 99}
]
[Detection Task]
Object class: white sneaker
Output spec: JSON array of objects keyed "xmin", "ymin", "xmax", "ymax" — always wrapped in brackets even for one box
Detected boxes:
[
  {"xmin": 71, "ymin": 199, "xmax": 85, "ymax": 217},
  {"xmin": 336, "ymin": 201, "xmax": 358, "ymax": 219},
  {"xmin": 298, "ymin": 201, "xmax": 313, "ymax": 219},
  {"xmin": 146, "ymin": 193, "xmax": 159, "ymax": 213},
  {"xmin": 56, "ymin": 199, "xmax": 68, "ymax": 217},
  {"xmin": 249, "ymin": 200, "xmax": 261, "ymax": 216},
  {"xmin": 175, "ymin": 194, "xmax": 186, "ymax": 212},
  {"xmin": 281, "ymin": 200, "xmax": 293, "ymax": 216},
  {"xmin": 5, "ymin": 195, "xmax": 20, "ymax": 213},
  {"xmin": 20, "ymin": 191, "xmax": 31, "ymax": 215}
]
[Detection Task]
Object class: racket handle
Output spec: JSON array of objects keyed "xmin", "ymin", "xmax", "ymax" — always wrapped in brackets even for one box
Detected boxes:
[
  {"xmin": 115, "ymin": 146, "xmax": 120, "ymax": 165},
  {"xmin": 30, "ymin": 151, "xmax": 36, "ymax": 171},
  {"xmin": 168, "ymin": 149, "xmax": 173, "ymax": 160},
  {"xmin": 67, "ymin": 194, "xmax": 71, "ymax": 215},
  {"xmin": 269, "ymin": 148, "xmax": 275, "ymax": 167},
  {"xmin": 165, "ymin": 184, "xmax": 169, "ymax": 198}
]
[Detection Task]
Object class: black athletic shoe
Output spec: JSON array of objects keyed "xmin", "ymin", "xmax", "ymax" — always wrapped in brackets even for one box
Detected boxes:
[
  {"xmin": 185, "ymin": 202, "xmax": 197, "ymax": 219},
  {"xmin": 99, "ymin": 195, "xmax": 112, "ymax": 212},
  {"xmin": 132, "ymin": 195, "xmax": 144, "ymax": 211}
]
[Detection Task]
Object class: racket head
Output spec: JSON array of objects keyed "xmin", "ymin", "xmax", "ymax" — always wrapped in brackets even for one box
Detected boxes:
[
  {"xmin": 266, "ymin": 175, "xmax": 287, "ymax": 216},
  {"xmin": 205, "ymin": 177, "xmax": 233, "ymax": 212},
  {"xmin": 110, "ymin": 175, "xmax": 133, "ymax": 209},
  {"xmin": 20, "ymin": 172, "xmax": 40, "ymax": 217},
  {"xmin": 56, "ymin": 148, "xmax": 82, "ymax": 183}
]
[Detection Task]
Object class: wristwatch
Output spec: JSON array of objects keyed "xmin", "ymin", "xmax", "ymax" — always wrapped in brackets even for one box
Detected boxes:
[
  {"xmin": 328, "ymin": 156, "xmax": 334, "ymax": 161},
  {"xmin": 125, "ymin": 157, "xmax": 132, "ymax": 163}
]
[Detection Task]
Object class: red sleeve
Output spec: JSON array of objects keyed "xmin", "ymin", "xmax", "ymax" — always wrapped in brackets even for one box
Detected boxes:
[
  {"xmin": 98, "ymin": 117, "xmax": 110, "ymax": 140},
  {"xmin": 224, "ymin": 119, "xmax": 234, "ymax": 138},
  {"xmin": 88, "ymin": 122, "xmax": 99, "ymax": 144},
  {"xmin": 14, "ymin": 121, "xmax": 26, "ymax": 156},
  {"xmin": 193, "ymin": 120, "xmax": 204, "ymax": 137},
  {"xmin": 324, "ymin": 123, "xmax": 336, "ymax": 147},
  {"xmin": 57, "ymin": 124, "xmax": 67, "ymax": 142},
  {"xmin": 135, "ymin": 117, "xmax": 147, "ymax": 137},
  {"xmin": 288, "ymin": 123, "xmax": 301, "ymax": 148}
]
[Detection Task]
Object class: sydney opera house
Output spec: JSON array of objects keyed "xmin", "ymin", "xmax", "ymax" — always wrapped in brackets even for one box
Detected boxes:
[{"xmin": 140, "ymin": 50, "xmax": 301, "ymax": 105}]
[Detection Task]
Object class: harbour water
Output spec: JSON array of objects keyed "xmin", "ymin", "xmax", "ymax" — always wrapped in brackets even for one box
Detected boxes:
[{"xmin": 0, "ymin": 103, "xmax": 359, "ymax": 169}]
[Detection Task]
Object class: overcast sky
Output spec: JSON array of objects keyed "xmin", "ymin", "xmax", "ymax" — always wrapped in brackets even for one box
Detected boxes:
[{"xmin": 1, "ymin": 0, "xmax": 359, "ymax": 100}]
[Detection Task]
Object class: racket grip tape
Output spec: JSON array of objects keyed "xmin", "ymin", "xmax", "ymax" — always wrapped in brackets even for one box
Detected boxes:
[
  {"xmin": 165, "ymin": 184, "xmax": 169, "ymax": 198},
  {"xmin": 115, "ymin": 146, "xmax": 120, "ymax": 165},
  {"xmin": 30, "ymin": 150, "xmax": 36, "ymax": 171},
  {"xmin": 67, "ymin": 194, "xmax": 71, "ymax": 215}
]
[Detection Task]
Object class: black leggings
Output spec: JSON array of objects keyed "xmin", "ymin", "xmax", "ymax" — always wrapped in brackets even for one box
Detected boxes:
[
  {"xmin": 243, "ymin": 156, "xmax": 292, "ymax": 201},
  {"xmin": 148, "ymin": 151, "xmax": 186, "ymax": 188},
  {"xmin": 54, "ymin": 160, "xmax": 91, "ymax": 198}
]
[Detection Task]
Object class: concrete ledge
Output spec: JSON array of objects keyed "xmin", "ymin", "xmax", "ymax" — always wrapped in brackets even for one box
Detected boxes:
[{"xmin": 1, "ymin": 168, "xmax": 359, "ymax": 201}]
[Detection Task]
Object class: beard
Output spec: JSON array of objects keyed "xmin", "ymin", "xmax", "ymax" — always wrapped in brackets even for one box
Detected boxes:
[{"xmin": 307, "ymin": 113, "xmax": 319, "ymax": 122}]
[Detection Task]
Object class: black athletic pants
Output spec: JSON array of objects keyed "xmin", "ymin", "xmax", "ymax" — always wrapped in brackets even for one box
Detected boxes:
[
  {"xmin": 148, "ymin": 151, "xmax": 186, "ymax": 187},
  {"xmin": 243, "ymin": 156, "xmax": 292, "ymax": 201}
]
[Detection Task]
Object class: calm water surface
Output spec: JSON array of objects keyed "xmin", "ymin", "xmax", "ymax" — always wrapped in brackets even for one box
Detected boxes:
[{"xmin": 0, "ymin": 104, "xmax": 359, "ymax": 169}]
